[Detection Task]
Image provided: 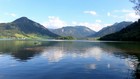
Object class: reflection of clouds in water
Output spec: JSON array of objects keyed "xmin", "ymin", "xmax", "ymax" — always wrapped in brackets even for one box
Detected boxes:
[
  {"xmin": 107, "ymin": 64, "xmax": 111, "ymax": 68},
  {"xmin": 125, "ymin": 58, "xmax": 139, "ymax": 70},
  {"xmin": 84, "ymin": 47, "xmax": 103, "ymax": 61},
  {"xmin": 71, "ymin": 47, "xmax": 103, "ymax": 61},
  {"xmin": 0, "ymin": 54, "xmax": 3, "ymax": 57},
  {"xmin": 41, "ymin": 46, "xmax": 103, "ymax": 62},
  {"xmin": 9, "ymin": 60, "xmax": 18, "ymax": 67},
  {"xmin": 88, "ymin": 64, "xmax": 96, "ymax": 70},
  {"xmin": 42, "ymin": 47, "xmax": 64, "ymax": 62},
  {"xmin": 88, "ymin": 63, "xmax": 111, "ymax": 70}
]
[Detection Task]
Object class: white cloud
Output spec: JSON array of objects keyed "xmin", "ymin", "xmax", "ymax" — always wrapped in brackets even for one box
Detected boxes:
[
  {"xmin": 42, "ymin": 16, "xmax": 109, "ymax": 31},
  {"xmin": 104, "ymin": 24, "xmax": 112, "ymax": 27},
  {"xmin": 84, "ymin": 11, "xmax": 97, "ymax": 16},
  {"xmin": 113, "ymin": 9, "xmax": 133, "ymax": 13},
  {"xmin": 42, "ymin": 16, "xmax": 67, "ymax": 29},
  {"xmin": 71, "ymin": 21, "xmax": 107, "ymax": 31},
  {"xmin": 107, "ymin": 12, "xmax": 122, "ymax": 18},
  {"xmin": 5, "ymin": 13, "xmax": 17, "ymax": 17},
  {"xmin": 0, "ymin": 20, "xmax": 4, "ymax": 23},
  {"xmin": 10, "ymin": 13, "xmax": 16, "ymax": 17},
  {"xmin": 122, "ymin": 9, "xmax": 133, "ymax": 13},
  {"xmin": 108, "ymin": 9, "xmax": 140, "ymax": 21},
  {"xmin": 107, "ymin": 12, "xmax": 111, "ymax": 16},
  {"xmin": 125, "ymin": 12, "xmax": 140, "ymax": 21},
  {"xmin": 95, "ymin": 20, "xmax": 102, "ymax": 23}
]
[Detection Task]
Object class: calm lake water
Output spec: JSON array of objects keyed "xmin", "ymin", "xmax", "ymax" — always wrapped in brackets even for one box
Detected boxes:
[{"xmin": 0, "ymin": 40, "xmax": 140, "ymax": 79}]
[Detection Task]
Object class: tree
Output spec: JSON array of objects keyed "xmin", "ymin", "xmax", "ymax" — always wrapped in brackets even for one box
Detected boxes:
[{"xmin": 130, "ymin": 0, "xmax": 140, "ymax": 15}]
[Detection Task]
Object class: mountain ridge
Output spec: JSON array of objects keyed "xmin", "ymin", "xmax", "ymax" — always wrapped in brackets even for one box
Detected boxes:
[
  {"xmin": 90, "ymin": 21, "xmax": 133, "ymax": 37},
  {"xmin": 50, "ymin": 26, "xmax": 96, "ymax": 38},
  {"xmin": 100, "ymin": 19, "xmax": 140, "ymax": 41},
  {"xmin": 0, "ymin": 17, "xmax": 59, "ymax": 39}
]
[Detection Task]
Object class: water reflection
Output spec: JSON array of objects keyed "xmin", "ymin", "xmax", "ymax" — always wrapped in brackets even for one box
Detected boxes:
[
  {"xmin": 42, "ymin": 47, "xmax": 65, "ymax": 62},
  {"xmin": 102, "ymin": 42, "xmax": 140, "ymax": 79},
  {"xmin": 0, "ymin": 40, "xmax": 139, "ymax": 79},
  {"xmin": 39, "ymin": 42, "xmax": 104, "ymax": 62},
  {"xmin": 88, "ymin": 64, "xmax": 96, "ymax": 70}
]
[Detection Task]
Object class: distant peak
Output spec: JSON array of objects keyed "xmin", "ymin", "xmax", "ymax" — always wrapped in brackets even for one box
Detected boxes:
[
  {"xmin": 12, "ymin": 17, "xmax": 33, "ymax": 23},
  {"xmin": 62, "ymin": 26, "xmax": 86, "ymax": 28},
  {"xmin": 113, "ymin": 22, "xmax": 118, "ymax": 25},
  {"xmin": 15, "ymin": 17, "xmax": 29, "ymax": 20},
  {"xmin": 19, "ymin": 17, "xmax": 28, "ymax": 19}
]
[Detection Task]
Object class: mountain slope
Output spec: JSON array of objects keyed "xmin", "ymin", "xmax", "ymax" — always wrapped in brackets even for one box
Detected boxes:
[
  {"xmin": 100, "ymin": 20, "xmax": 140, "ymax": 41},
  {"xmin": 0, "ymin": 17, "xmax": 59, "ymax": 39},
  {"xmin": 50, "ymin": 26, "xmax": 96, "ymax": 38},
  {"xmin": 90, "ymin": 21, "xmax": 132, "ymax": 37}
]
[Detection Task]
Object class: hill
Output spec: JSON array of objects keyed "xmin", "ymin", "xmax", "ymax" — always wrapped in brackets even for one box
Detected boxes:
[
  {"xmin": 0, "ymin": 17, "xmax": 59, "ymax": 39},
  {"xmin": 90, "ymin": 21, "xmax": 132, "ymax": 37},
  {"xmin": 100, "ymin": 19, "xmax": 140, "ymax": 41},
  {"xmin": 50, "ymin": 26, "xmax": 96, "ymax": 38}
]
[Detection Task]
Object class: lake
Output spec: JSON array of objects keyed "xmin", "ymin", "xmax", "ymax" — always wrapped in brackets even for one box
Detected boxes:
[{"xmin": 0, "ymin": 40, "xmax": 139, "ymax": 79}]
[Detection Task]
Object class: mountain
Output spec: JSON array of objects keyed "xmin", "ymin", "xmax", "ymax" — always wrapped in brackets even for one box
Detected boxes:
[
  {"xmin": 50, "ymin": 26, "xmax": 96, "ymax": 38},
  {"xmin": 0, "ymin": 17, "xmax": 59, "ymax": 39},
  {"xmin": 100, "ymin": 19, "xmax": 140, "ymax": 41},
  {"xmin": 90, "ymin": 21, "xmax": 132, "ymax": 37}
]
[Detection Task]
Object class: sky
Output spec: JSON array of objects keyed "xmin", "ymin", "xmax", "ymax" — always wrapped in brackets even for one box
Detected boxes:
[{"xmin": 0, "ymin": 0, "xmax": 139, "ymax": 31}]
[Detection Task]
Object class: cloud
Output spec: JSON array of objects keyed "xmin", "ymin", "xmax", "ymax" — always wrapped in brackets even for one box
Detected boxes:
[
  {"xmin": 84, "ymin": 11, "xmax": 97, "ymax": 16},
  {"xmin": 42, "ymin": 16, "xmax": 109, "ymax": 31},
  {"xmin": 107, "ymin": 12, "xmax": 111, "ymax": 16},
  {"xmin": 10, "ymin": 13, "xmax": 16, "ymax": 17},
  {"xmin": 108, "ymin": 9, "xmax": 140, "ymax": 21},
  {"xmin": 107, "ymin": 12, "xmax": 122, "ymax": 18},
  {"xmin": 0, "ymin": 20, "xmax": 4, "ymax": 23},
  {"xmin": 95, "ymin": 20, "xmax": 102, "ymax": 23},
  {"xmin": 76, "ymin": 22, "xmax": 102, "ymax": 31},
  {"xmin": 42, "ymin": 16, "xmax": 67, "ymax": 29},
  {"xmin": 5, "ymin": 13, "xmax": 17, "ymax": 17},
  {"xmin": 107, "ymin": 13, "xmax": 122, "ymax": 19},
  {"xmin": 125, "ymin": 12, "xmax": 140, "ymax": 21},
  {"xmin": 113, "ymin": 9, "xmax": 133, "ymax": 13},
  {"xmin": 71, "ymin": 21, "xmax": 109, "ymax": 31}
]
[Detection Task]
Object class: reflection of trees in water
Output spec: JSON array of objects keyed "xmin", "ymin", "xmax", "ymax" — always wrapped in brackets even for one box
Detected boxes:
[
  {"xmin": 102, "ymin": 42, "xmax": 140, "ymax": 79},
  {"xmin": 0, "ymin": 40, "xmax": 140, "ymax": 78},
  {"xmin": 0, "ymin": 40, "xmax": 58, "ymax": 61},
  {"xmin": 135, "ymin": 63, "xmax": 140, "ymax": 79},
  {"xmin": 40, "ymin": 41, "xmax": 140, "ymax": 79},
  {"xmin": 11, "ymin": 49, "xmax": 38, "ymax": 61}
]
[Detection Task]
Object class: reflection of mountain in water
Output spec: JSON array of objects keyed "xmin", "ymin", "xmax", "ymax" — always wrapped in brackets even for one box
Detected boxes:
[
  {"xmin": 101, "ymin": 42, "xmax": 140, "ymax": 79},
  {"xmin": 0, "ymin": 40, "xmax": 140, "ymax": 78},
  {"xmin": 0, "ymin": 40, "xmax": 58, "ymax": 61},
  {"xmin": 40, "ymin": 41, "xmax": 140, "ymax": 79},
  {"xmin": 41, "ymin": 41, "xmax": 140, "ymax": 62}
]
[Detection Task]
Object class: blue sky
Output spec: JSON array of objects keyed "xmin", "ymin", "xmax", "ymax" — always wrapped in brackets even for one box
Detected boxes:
[{"xmin": 0, "ymin": 0, "xmax": 139, "ymax": 31}]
